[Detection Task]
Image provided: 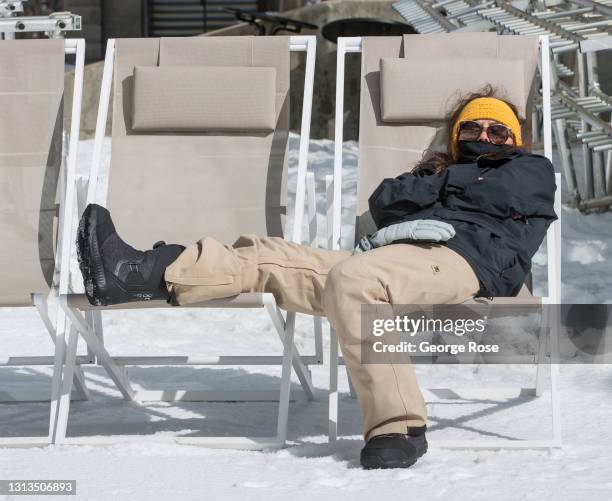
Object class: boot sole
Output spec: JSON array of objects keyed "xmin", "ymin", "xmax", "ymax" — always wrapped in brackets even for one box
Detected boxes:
[
  {"xmin": 360, "ymin": 441, "xmax": 428, "ymax": 470},
  {"xmin": 76, "ymin": 204, "xmax": 106, "ymax": 306}
]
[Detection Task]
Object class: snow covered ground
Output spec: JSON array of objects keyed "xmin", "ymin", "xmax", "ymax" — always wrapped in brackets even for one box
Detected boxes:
[{"xmin": 0, "ymin": 135, "xmax": 611, "ymax": 501}]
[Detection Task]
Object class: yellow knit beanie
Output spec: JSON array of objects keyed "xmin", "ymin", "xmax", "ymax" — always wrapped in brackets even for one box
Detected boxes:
[{"xmin": 450, "ymin": 97, "xmax": 522, "ymax": 160}]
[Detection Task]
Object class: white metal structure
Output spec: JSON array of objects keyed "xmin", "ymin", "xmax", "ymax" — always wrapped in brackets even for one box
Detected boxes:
[
  {"xmin": 0, "ymin": 1, "xmax": 24, "ymax": 17},
  {"xmin": 0, "ymin": 12, "xmax": 81, "ymax": 38},
  {"xmin": 0, "ymin": 38, "xmax": 86, "ymax": 447},
  {"xmin": 54, "ymin": 35, "xmax": 317, "ymax": 450},
  {"xmin": 328, "ymin": 35, "xmax": 562, "ymax": 449},
  {"xmin": 0, "ymin": 0, "xmax": 23, "ymax": 39}
]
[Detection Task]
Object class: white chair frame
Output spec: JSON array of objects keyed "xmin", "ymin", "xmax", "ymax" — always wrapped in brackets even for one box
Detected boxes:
[
  {"xmin": 53, "ymin": 35, "xmax": 318, "ymax": 449},
  {"xmin": 0, "ymin": 38, "xmax": 86, "ymax": 447},
  {"xmin": 328, "ymin": 35, "xmax": 562, "ymax": 450}
]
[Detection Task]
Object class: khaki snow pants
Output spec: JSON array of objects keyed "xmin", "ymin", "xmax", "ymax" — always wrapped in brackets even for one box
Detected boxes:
[{"xmin": 164, "ymin": 234, "xmax": 480, "ymax": 441}]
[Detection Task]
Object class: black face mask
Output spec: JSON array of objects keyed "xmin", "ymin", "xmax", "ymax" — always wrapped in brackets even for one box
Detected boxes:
[{"xmin": 457, "ymin": 140, "xmax": 510, "ymax": 163}]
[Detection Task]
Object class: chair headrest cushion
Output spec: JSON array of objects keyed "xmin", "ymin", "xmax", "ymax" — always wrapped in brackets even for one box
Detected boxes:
[
  {"xmin": 379, "ymin": 57, "xmax": 529, "ymax": 123},
  {"xmin": 131, "ymin": 65, "xmax": 277, "ymax": 132}
]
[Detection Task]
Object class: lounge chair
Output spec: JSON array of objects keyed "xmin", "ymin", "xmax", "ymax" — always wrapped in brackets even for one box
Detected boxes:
[
  {"xmin": 54, "ymin": 35, "xmax": 318, "ymax": 449},
  {"xmin": 328, "ymin": 33, "xmax": 562, "ymax": 449},
  {"xmin": 0, "ymin": 38, "xmax": 85, "ymax": 446}
]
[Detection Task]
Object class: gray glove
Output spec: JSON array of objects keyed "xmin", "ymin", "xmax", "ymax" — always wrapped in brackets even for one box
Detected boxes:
[{"xmin": 353, "ymin": 219, "xmax": 455, "ymax": 255}]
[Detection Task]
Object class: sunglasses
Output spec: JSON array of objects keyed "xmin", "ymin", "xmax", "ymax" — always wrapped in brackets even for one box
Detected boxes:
[{"xmin": 458, "ymin": 120, "xmax": 513, "ymax": 145}]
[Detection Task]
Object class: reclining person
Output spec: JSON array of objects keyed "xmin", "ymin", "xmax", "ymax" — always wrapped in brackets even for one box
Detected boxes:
[{"xmin": 76, "ymin": 88, "xmax": 557, "ymax": 470}]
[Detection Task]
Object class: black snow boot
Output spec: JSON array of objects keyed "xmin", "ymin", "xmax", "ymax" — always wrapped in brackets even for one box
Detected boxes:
[
  {"xmin": 360, "ymin": 425, "xmax": 428, "ymax": 469},
  {"xmin": 77, "ymin": 203, "xmax": 185, "ymax": 306}
]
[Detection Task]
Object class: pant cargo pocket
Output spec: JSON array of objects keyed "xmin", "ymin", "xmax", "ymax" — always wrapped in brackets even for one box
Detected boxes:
[{"xmin": 164, "ymin": 237, "xmax": 243, "ymax": 305}]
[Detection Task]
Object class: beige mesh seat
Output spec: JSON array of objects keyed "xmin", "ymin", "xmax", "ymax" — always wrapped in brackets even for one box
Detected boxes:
[
  {"xmin": 329, "ymin": 34, "xmax": 562, "ymax": 448},
  {"xmin": 0, "ymin": 38, "xmax": 86, "ymax": 446},
  {"xmin": 55, "ymin": 35, "xmax": 318, "ymax": 449}
]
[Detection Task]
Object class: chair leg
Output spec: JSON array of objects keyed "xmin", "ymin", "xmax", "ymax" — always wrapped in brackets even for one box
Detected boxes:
[
  {"xmin": 314, "ymin": 315, "xmax": 324, "ymax": 364},
  {"xmin": 86, "ymin": 310, "xmax": 103, "ymax": 364},
  {"xmin": 434, "ymin": 304, "xmax": 563, "ymax": 450},
  {"xmin": 58, "ymin": 299, "xmax": 305, "ymax": 448},
  {"xmin": 53, "ymin": 324, "xmax": 80, "ymax": 443},
  {"xmin": 34, "ymin": 294, "xmax": 89, "ymax": 401},
  {"xmin": 535, "ymin": 304, "xmax": 550, "ymax": 397},
  {"xmin": 549, "ymin": 305, "xmax": 562, "ymax": 446},
  {"xmin": 265, "ymin": 300, "xmax": 315, "ymax": 401},
  {"xmin": 48, "ymin": 312, "xmax": 67, "ymax": 442},
  {"xmin": 61, "ymin": 302, "xmax": 135, "ymax": 401},
  {"xmin": 328, "ymin": 326, "xmax": 339, "ymax": 443},
  {"xmin": 174, "ymin": 309, "xmax": 298, "ymax": 449},
  {"xmin": 58, "ymin": 308, "xmax": 89, "ymax": 401},
  {"xmin": 275, "ymin": 311, "xmax": 296, "ymax": 445}
]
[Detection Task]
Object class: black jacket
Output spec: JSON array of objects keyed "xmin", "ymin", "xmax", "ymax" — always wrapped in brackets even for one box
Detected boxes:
[{"xmin": 368, "ymin": 150, "xmax": 558, "ymax": 298}]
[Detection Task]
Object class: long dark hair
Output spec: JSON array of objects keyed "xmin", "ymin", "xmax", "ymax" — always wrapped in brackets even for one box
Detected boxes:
[{"xmin": 413, "ymin": 84, "xmax": 526, "ymax": 175}]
